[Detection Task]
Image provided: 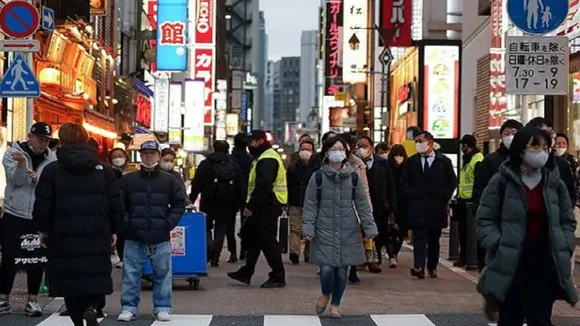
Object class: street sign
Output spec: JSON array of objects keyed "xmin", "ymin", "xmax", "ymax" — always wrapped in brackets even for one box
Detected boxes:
[
  {"xmin": 506, "ymin": 0, "xmax": 569, "ymax": 35},
  {"xmin": 0, "ymin": 54, "xmax": 40, "ymax": 98},
  {"xmin": 0, "ymin": 39, "xmax": 40, "ymax": 52},
  {"xmin": 0, "ymin": 1, "xmax": 40, "ymax": 39},
  {"xmin": 41, "ymin": 6, "xmax": 54, "ymax": 32},
  {"xmin": 505, "ymin": 36, "xmax": 568, "ymax": 95},
  {"xmin": 379, "ymin": 47, "xmax": 393, "ymax": 66}
]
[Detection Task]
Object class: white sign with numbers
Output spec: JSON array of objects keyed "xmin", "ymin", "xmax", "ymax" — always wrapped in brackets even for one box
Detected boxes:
[{"xmin": 505, "ymin": 36, "xmax": 568, "ymax": 95}]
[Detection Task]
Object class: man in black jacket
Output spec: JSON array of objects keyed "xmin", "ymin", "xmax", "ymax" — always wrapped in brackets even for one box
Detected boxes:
[
  {"xmin": 472, "ymin": 119, "xmax": 523, "ymax": 272},
  {"xmin": 117, "ymin": 141, "xmax": 186, "ymax": 322},
  {"xmin": 288, "ymin": 133, "xmax": 313, "ymax": 166},
  {"xmin": 355, "ymin": 136, "xmax": 398, "ymax": 268},
  {"xmin": 190, "ymin": 140, "xmax": 242, "ymax": 266},
  {"xmin": 231, "ymin": 133, "xmax": 253, "ymax": 260},
  {"xmin": 286, "ymin": 140, "xmax": 314, "ymax": 264}
]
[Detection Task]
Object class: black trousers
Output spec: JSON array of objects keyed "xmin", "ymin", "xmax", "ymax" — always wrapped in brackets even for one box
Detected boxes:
[
  {"xmin": 238, "ymin": 204, "xmax": 285, "ymax": 280},
  {"xmin": 412, "ymin": 227, "xmax": 442, "ymax": 271},
  {"xmin": 498, "ymin": 248, "xmax": 557, "ymax": 326},
  {"xmin": 455, "ymin": 199, "xmax": 469, "ymax": 263},
  {"xmin": 115, "ymin": 236, "xmax": 125, "ymax": 262},
  {"xmin": 239, "ymin": 212, "xmax": 248, "ymax": 256},
  {"xmin": 226, "ymin": 212, "xmax": 237, "ymax": 255},
  {"xmin": 64, "ymin": 295, "xmax": 103, "ymax": 326},
  {"xmin": 385, "ymin": 225, "xmax": 408, "ymax": 261},
  {"xmin": 0, "ymin": 215, "xmax": 43, "ymax": 296}
]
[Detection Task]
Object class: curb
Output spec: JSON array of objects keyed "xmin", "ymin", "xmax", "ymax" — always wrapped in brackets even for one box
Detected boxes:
[{"xmin": 42, "ymin": 297, "xmax": 64, "ymax": 313}]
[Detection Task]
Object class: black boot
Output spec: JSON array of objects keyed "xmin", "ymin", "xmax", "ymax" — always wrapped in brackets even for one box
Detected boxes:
[
  {"xmin": 227, "ymin": 253, "xmax": 238, "ymax": 263},
  {"xmin": 348, "ymin": 266, "xmax": 360, "ymax": 284}
]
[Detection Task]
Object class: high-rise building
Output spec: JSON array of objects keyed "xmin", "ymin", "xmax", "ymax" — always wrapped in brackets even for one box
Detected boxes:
[
  {"xmin": 256, "ymin": 11, "xmax": 268, "ymax": 128},
  {"xmin": 299, "ymin": 30, "xmax": 318, "ymax": 124},
  {"xmin": 272, "ymin": 57, "xmax": 300, "ymax": 141},
  {"xmin": 264, "ymin": 61, "xmax": 275, "ymax": 130}
]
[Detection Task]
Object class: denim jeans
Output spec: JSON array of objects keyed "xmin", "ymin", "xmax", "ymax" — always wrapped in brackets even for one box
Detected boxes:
[
  {"xmin": 121, "ymin": 240, "xmax": 172, "ymax": 315},
  {"xmin": 319, "ymin": 266, "xmax": 348, "ymax": 306}
]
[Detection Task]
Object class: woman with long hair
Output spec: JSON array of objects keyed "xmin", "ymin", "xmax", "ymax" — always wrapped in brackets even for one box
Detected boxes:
[
  {"xmin": 302, "ymin": 137, "xmax": 377, "ymax": 318},
  {"xmin": 33, "ymin": 123, "xmax": 125, "ymax": 326},
  {"xmin": 386, "ymin": 144, "xmax": 408, "ymax": 267},
  {"xmin": 477, "ymin": 126, "xmax": 578, "ymax": 324}
]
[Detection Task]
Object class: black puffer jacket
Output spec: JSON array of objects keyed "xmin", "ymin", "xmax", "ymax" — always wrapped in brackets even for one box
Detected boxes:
[
  {"xmin": 119, "ymin": 166, "xmax": 186, "ymax": 245},
  {"xmin": 33, "ymin": 144, "xmax": 125, "ymax": 297}
]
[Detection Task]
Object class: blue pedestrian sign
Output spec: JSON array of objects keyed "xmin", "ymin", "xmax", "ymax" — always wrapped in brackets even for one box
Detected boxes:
[
  {"xmin": 41, "ymin": 6, "xmax": 54, "ymax": 31},
  {"xmin": 507, "ymin": 0, "xmax": 569, "ymax": 35},
  {"xmin": 0, "ymin": 55, "xmax": 40, "ymax": 98}
]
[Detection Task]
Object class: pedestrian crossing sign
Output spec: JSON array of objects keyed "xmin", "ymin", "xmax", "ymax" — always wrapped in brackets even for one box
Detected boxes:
[{"xmin": 0, "ymin": 54, "xmax": 40, "ymax": 98}]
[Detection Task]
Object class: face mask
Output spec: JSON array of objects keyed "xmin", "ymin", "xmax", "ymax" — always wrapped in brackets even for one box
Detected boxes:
[
  {"xmin": 502, "ymin": 135, "xmax": 514, "ymax": 149},
  {"xmin": 112, "ymin": 158, "xmax": 126, "ymax": 167},
  {"xmin": 328, "ymin": 150, "xmax": 346, "ymax": 163},
  {"xmin": 160, "ymin": 162, "xmax": 173, "ymax": 171},
  {"xmin": 394, "ymin": 156, "xmax": 404, "ymax": 164},
  {"xmin": 356, "ymin": 148, "xmax": 369, "ymax": 159},
  {"xmin": 379, "ymin": 153, "xmax": 389, "ymax": 160},
  {"xmin": 415, "ymin": 142, "xmax": 429, "ymax": 154},
  {"xmin": 248, "ymin": 146, "xmax": 260, "ymax": 156},
  {"xmin": 141, "ymin": 162, "xmax": 158, "ymax": 169},
  {"xmin": 298, "ymin": 150, "xmax": 312, "ymax": 160},
  {"xmin": 554, "ymin": 148, "xmax": 566, "ymax": 157},
  {"xmin": 523, "ymin": 150, "xmax": 549, "ymax": 169}
]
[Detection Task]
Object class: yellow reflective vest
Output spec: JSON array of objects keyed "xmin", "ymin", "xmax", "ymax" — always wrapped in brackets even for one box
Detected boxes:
[
  {"xmin": 247, "ymin": 148, "xmax": 288, "ymax": 204},
  {"xmin": 458, "ymin": 152, "xmax": 484, "ymax": 200}
]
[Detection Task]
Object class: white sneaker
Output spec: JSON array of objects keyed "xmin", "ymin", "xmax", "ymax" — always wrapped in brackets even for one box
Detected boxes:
[
  {"xmin": 389, "ymin": 258, "xmax": 399, "ymax": 268},
  {"xmin": 117, "ymin": 311, "xmax": 136, "ymax": 321},
  {"xmin": 156, "ymin": 311, "xmax": 171, "ymax": 322}
]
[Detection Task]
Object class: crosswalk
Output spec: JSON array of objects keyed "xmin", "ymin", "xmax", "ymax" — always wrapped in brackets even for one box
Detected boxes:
[{"xmin": 0, "ymin": 313, "xmax": 578, "ymax": 326}]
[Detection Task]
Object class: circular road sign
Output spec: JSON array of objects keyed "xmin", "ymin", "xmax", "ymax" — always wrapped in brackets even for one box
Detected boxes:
[
  {"xmin": 0, "ymin": 1, "xmax": 40, "ymax": 39},
  {"xmin": 506, "ymin": 0, "xmax": 569, "ymax": 35}
]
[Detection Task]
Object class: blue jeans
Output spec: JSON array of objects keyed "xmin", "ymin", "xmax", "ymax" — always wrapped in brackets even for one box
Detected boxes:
[
  {"xmin": 121, "ymin": 240, "xmax": 172, "ymax": 315},
  {"xmin": 319, "ymin": 266, "xmax": 348, "ymax": 306}
]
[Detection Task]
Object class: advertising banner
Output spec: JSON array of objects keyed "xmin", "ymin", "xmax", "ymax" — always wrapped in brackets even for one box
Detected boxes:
[
  {"xmin": 183, "ymin": 80, "xmax": 205, "ymax": 151},
  {"xmin": 193, "ymin": 47, "xmax": 215, "ymax": 125},
  {"xmin": 156, "ymin": 0, "xmax": 188, "ymax": 71},
  {"xmin": 195, "ymin": 0, "xmax": 214, "ymax": 45},
  {"xmin": 379, "ymin": 0, "xmax": 412, "ymax": 47},
  {"xmin": 153, "ymin": 77, "xmax": 170, "ymax": 132},
  {"xmin": 168, "ymin": 83, "xmax": 183, "ymax": 144},
  {"xmin": 489, "ymin": 0, "xmax": 507, "ymax": 130},
  {"xmin": 342, "ymin": 0, "xmax": 368, "ymax": 83},
  {"xmin": 324, "ymin": 0, "xmax": 343, "ymax": 95}
]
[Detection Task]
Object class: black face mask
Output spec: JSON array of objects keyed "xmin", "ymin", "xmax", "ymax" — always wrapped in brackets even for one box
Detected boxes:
[{"xmin": 248, "ymin": 145, "xmax": 260, "ymax": 156}]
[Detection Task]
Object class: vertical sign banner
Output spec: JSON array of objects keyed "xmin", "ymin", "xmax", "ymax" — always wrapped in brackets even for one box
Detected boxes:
[
  {"xmin": 156, "ymin": 0, "xmax": 188, "ymax": 71},
  {"xmin": 183, "ymin": 80, "xmax": 205, "ymax": 151},
  {"xmin": 318, "ymin": 6, "xmax": 325, "ymax": 60},
  {"xmin": 153, "ymin": 78, "xmax": 170, "ymax": 132},
  {"xmin": 146, "ymin": 0, "xmax": 158, "ymax": 71},
  {"xmin": 195, "ymin": 0, "xmax": 214, "ymax": 45},
  {"xmin": 168, "ymin": 83, "xmax": 183, "ymax": 144},
  {"xmin": 489, "ymin": 0, "xmax": 506, "ymax": 130},
  {"xmin": 423, "ymin": 46, "xmax": 459, "ymax": 139},
  {"xmin": 193, "ymin": 0, "xmax": 216, "ymax": 125},
  {"xmin": 324, "ymin": 0, "xmax": 343, "ymax": 96},
  {"xmin": 194, "ymin": 48, "xmax": 215, "ymax": 125},
  {"xmin": 379, "ymin": 0, "xmax": 412, "ymax": 47},
  {"xmin": 342, "ymin": 0, "xmax": 368, "ymax": 83}
]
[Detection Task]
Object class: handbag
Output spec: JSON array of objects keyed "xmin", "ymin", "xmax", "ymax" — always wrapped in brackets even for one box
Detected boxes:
[{"xmin": 278, "ymin": 210, "xmax": 289, "ymax": 254}]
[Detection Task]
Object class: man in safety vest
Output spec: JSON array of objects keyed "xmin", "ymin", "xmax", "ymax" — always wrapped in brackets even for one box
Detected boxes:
[
  {"xmin": 227, "ymin": 130, "xmax": 287, "ymax": 288},
  {"xmin": 455, "ymin": 134, "xmax": 483, "ymax": 269}
]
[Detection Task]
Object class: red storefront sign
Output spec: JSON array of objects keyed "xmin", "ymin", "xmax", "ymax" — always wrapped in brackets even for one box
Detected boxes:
[
  {"xmin": 194, "ymin": 47, "xmax": 215, "ymax": 125},
  {"xmin": 489, "ymin": 0, "xmax": 506, "ymax": 130},
  {"xmin": 195, "ymin": 0, "xmax": 214, "ymax": 45},
  {"xmin": 324, "ymin": 0, "xmax": 342, "ymax": 95},
  {"xmin": 380, "ymin": 0, "xmax": 413, "ymax": 47},
  {"xmin": 136, "ymin": 94, "xmax": 152, "ymax": 128}
]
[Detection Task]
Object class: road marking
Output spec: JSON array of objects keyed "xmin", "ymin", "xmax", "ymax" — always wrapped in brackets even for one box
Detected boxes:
[
  {"xmin": 151, "ymin": 314, "xmax": 213, "ymax": 325},
  {"xmin": 264, "ymin": 315, "xmax": 322, "ymax": 326},
  {"xmin": 371, "ymin": 314, "xmax": 436, "ymax": 326},
  {"xmin": 36, "ymin": 313, "xmax": 105, "ymax": 325}
]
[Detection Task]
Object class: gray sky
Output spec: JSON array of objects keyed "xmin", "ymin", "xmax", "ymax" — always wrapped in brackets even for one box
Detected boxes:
[{"xmin": 260, "ymin": 0, "xmax": 319, "ymax": 61}]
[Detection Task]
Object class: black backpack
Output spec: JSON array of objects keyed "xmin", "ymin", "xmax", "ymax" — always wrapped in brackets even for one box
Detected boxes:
[
  {"xmin": 315, "ymin": 169, "xmax": 358, "ymax": 206},
  {"xmin": 211, "ymin": 160, "xmax": 236, "ymax": 200}
]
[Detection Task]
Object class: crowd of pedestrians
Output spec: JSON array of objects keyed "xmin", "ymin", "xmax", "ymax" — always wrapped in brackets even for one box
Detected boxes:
[{"xmin": 0, "ymin": 117, "xmax": 578, "ymax": 325}]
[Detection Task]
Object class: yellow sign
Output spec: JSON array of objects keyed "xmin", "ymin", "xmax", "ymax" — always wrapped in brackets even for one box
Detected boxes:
[{"xmin": 334, "ymin": 92, "xmax": 348, "ymax": 104}]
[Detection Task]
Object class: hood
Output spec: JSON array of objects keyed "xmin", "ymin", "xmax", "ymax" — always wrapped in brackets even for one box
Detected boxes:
[
  {"xmin": 498, "ymin": 160, "xmax": 561, "ymax": 187},
  {"xmin": 208, "ymin": 152, "xmax": 230, "ymax": 163},
  {"xmin": 347, "ymin": 153, "xmax": 366, "ymax": 169},
  {"xmin": 321, "ymin": 162, "xmax": 355, "ymax": 181},
  {"xmin": 56, "ymin": 144, "xmax": 101, "ymax": 174}
]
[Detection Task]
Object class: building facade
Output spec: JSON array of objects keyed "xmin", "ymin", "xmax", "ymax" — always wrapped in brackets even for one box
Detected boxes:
[
  {"xmin": 256, "ymin": 11, "xmax": 268, "ymax": 128},
  {"xmin": 272, "ymin": 57, "xmax": 300, "ymax": 141},
  {"xmin": 299, "ymin": 30, "xmax": 318, "ymax": 124},
  {"xmin": 263, "ymin": 60, "xmax": 274, "ymax": 130}
]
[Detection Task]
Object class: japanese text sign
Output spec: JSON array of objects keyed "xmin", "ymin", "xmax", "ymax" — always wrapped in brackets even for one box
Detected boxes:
[
  {"xmin": 505, "ymin": 36, "xmax": 569, "ymax": 95},
  {"xmin": 343, "ymin": 0, "xmax": 368, "ymax": 84},
  {"xmin": 156, "ymin": 0, "xmax": 188, "ymax": 71},
  {"xmin": 489, "ymin": 0, "xmax": 506, "ymax": 130},
  {"xmin": 324, "ymin": 0, "xmax": 343, "ymax": 96},
  {"xmin": 379, "ymin": 0, "xmax": 412, "ymax": 47},
  {"xmin": 194, "ymin": 47, "xmax": 215, "ymax": 125},
  {"xmin": 195, "ymin": 0, "xmax": 215, "ymax": 45}
]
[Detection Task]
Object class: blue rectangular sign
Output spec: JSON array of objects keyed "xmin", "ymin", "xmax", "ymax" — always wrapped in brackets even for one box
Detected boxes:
[{"xmin": 156, "ymin": 2, "xmax": 188, "ymax": 71}]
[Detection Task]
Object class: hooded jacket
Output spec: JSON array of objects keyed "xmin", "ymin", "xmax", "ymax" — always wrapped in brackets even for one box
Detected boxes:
[{"xmin": 33, "ymin": 144, "xmax": 125, "ymax": 297}]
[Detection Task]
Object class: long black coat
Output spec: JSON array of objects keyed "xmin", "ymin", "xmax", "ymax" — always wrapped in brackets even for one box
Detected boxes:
[
  {"xmin": 33, "ymin": 144, "xmax": 125, "ymax": 297},
  {"xmin": 367, "ymin": 156, "xmax": 398, "ymax": 224},
  {"xmin": 401, "ymin": 151, "xmax": 457, "ymax": 229}
]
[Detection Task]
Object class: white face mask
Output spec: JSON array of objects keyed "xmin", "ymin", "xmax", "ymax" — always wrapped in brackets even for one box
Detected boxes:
[
  {"xmin": 159, "ymin": 162, "xmax": 174, "ymax": 171},
  {"xmin": 502, "ymin": 135, "xmax": 514, "ymax": 149},
  {"xmin": 523, "ymin": 150, "xmax": 549, "ymax": 169},
  {"xmin": 415, "ymin": 142, "xmax": 429, "ymax": 154},
  {"xmin": 379, "ymin": 153, "xmax": 389, "ymax": 160},
  {"xmin": 328, "ymin": 150, "xmax": 346, "ymax": 163},
  {"xmin": 112, "ymin": 158, "xmax": 125, "ymax": 167},
  {"xmin": 394, "ymin": 156, "xmax": 404, "ymax": 164},
  {"xmin": 554, "ymin": 148, "xmax": 566, "ymax": 157},
  {"xmin": 356, "ymin": 148, "xmax": 369, "ymax": 159},
  {"xmin": 298, "ymin": 150, "xmax": 312, "ymax": 160}
]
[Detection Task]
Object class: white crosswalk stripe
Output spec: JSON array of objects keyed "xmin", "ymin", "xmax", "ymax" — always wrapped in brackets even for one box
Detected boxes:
[
  {"xmin": 150, "ymin": 314, "xmax": 212, "ymax": 326},
  {"xmin": 35, "ymin": 313, "xmax": 105, "ymax": 326},
  {"xmin": 371, "ymin": 314, "xmax": 436, "ymax": 326}
]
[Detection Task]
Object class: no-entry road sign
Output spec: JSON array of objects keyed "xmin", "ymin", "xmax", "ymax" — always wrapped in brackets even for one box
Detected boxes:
[{"xmin": 0, "ymin": 1, "xmax": 40, "ymax": 39}]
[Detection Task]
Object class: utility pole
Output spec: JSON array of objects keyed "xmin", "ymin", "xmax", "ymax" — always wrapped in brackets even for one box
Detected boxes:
[{"xmin": 25, "ymin": 0, "xmax": 34, "ymax": 131}]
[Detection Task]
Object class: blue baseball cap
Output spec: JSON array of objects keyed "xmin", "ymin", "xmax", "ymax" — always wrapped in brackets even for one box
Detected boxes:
[{"xmin": 140, "ymin": 141, "xmax": 160, "ymax": 152}]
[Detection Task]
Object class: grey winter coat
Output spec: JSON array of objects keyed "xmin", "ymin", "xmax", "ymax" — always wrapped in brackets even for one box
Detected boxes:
[
  {"xmin": 302, "ymin": 163, "xmax": 378, "ymax": 267},
  {"xmin": 476, "ymin": 163, "xmax": 578, "ymax": 305}
]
